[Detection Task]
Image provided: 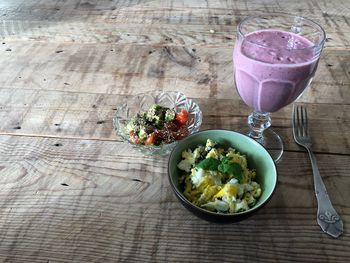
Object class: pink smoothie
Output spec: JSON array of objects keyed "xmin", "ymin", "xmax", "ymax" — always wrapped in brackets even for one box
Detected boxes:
[{"xmin": 234, "ymin": 29, "xmax": 320, "ymax": 112}]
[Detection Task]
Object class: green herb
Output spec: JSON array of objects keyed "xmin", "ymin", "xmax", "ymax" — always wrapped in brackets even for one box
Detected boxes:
[
  {"xmin": 218, "ymin": 162, "xmax": 243, "ymax": 182},
  {"xmin": 197, "ymin": 158, "xmax": 220, "ymax": 171},
  {"xmin": 196, "ymin": 156, "xmax": 243, "ymax": 182}
]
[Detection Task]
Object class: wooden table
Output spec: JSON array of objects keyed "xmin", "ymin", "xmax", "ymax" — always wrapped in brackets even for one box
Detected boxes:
[{"xmin": 0, "ymin": 1, "xmax": 349, "ymax": 262}]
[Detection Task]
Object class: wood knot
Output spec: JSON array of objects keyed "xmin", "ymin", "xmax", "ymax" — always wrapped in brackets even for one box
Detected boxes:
[{"xmin": 163, "ymin": 47, "xmax": 197, "ymax": 68}]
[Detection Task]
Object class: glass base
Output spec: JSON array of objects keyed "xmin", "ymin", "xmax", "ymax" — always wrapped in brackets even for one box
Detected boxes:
[{"xmin": 240, "ymin": 127, "xmax": 283, "ymax": 163}]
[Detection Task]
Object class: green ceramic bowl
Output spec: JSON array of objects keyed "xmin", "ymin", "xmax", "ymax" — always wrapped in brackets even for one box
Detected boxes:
[{"xmin": 168, "ymin": 129, "xmax": 277, "ymax": 223}]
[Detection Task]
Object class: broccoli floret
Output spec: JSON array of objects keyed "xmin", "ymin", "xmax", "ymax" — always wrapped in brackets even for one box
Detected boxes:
[
  {"xmin": 165, "ymin": 109, "xmax": 176, "ymax": 122},
  {"xmin": 125, "ymin": 104, "xmax": 179, "ymax": 145},
  {"xmin": 126, "ymin": 113, "xmax": 147, "ymax": 133},
  {"xmin": 146, "ymin": 104, "xmax": 164, "ymax": 124},
  {"xmin": 146, "ymin": 104, "xmax": 175, "ymax": 126}
]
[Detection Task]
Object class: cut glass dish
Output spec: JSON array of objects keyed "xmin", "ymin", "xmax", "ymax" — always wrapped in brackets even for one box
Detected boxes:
[{"xmin": 113, "ymin": 90, "xmax": 202, "ymax": 155}]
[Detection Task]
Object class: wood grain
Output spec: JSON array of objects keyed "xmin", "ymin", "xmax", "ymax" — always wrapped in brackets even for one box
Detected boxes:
[
  {"xmin": 0, "ymin": 43, "xmax": 349, "ymax": 104},
  {"xmin": 0, "ymin": 0, "xmax": 349, "ymax": 262},
  {"xmin": 0, "ymin": 88, "xmax": 349, "ymax": 154},
  {"xmin": 0, "ymin": 135, "xmax": 349, "ymax": 263}
]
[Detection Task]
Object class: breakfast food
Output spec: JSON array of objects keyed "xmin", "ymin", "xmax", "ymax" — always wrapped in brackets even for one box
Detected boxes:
[
  {"xmin": 125, "ymin": 104, "xmax": 189, "ymax": 146},
  {"xmin": 177, "ymin": 139, "xmax": 262, "ymax": 213}
]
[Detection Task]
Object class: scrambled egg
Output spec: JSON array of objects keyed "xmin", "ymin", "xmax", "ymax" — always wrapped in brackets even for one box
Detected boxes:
[{"xmin": 178, "ymin": 139, "xmax": 262, "ymax": 214}]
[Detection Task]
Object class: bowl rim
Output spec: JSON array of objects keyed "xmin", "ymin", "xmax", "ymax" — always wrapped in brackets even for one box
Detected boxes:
[
  {"xmin": 167, "ymin": 128, "xmax": 278, "ymax": 217},
  {"xmin": 112, "ymin": 90, "xmax": 203, "ymax": 152}
]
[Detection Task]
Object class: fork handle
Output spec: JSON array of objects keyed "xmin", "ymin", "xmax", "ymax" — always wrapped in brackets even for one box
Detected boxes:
[{"xmin": 306, "ymin": 148, "xmax": 343, "ymax": 238}]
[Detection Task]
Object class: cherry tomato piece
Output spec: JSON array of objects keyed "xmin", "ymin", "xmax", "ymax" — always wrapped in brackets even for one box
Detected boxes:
[
  {"xmin": 175, "ymin": 109, "xmax": 189, "ymax": 126},
  {"xmin": 144, "ymin": 132, "xmax": 157, "ymax": 145},
  {"xmin": 130, "ymin": 131, "xmax": 140, "ymax": 144}
]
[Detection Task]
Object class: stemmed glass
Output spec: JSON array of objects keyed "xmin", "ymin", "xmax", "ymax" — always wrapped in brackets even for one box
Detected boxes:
[{"xmin": 233, "ymin": 14, "xmax": 325, "ymax": 162}]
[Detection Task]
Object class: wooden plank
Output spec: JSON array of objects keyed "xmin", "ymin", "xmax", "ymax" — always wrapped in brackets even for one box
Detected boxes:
[
  {"xmin": 0, "ymin": 135, "xmax": 349, "ymax": 262},
  {"xmin": 0, "ymin": 0, "xmax": 349, "ymax": 49},
  {"xmin": 0, "ymin": 0, "xmax": 349, "ymax": 33},
  {"xmin": 0, "ymin": 89, "xmax": 349, "ymax": 154},
  {"xmin": 0, "ymin": 42, "xmax": 349, "ymax": 104},
  {"xmin": 0, "ymin": 18, "xmax": 348, "ymax": 49},
  {"xmin": 0, "ymin": 0, "xmax": 348, "ymax": 262}
]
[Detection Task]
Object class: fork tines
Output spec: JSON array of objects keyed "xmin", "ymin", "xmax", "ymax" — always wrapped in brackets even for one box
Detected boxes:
[{"xmin": 293, "ymin": 105, "xmax": 309, "ymax": 138}]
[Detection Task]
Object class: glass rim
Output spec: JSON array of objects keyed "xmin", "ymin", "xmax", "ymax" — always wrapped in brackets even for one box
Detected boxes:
[{"xmin": 237, "ymin": 13, "xmax": 326, "ymax": 51}]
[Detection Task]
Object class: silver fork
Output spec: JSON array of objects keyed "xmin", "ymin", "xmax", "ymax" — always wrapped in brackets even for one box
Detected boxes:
[{"xmin": 292, "ymin": 105, "xmax": 343, "ymax": 238}]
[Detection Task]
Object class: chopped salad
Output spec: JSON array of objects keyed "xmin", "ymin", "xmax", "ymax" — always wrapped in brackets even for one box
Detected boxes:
[
  {"xmin": 177, "ymin": 139, "xmax": 262, "ymax": 214},
  {"xmin": 126, "ymin": 104, "xmax": 189, "ymax": 146}
]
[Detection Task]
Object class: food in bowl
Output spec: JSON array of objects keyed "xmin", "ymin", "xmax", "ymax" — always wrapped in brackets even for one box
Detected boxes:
[
  {"xmin": 125, "ymin": 104, "xmax": 189, "ymax": 146},
  {"xmin": 168, "ymin": 129, "xmax": 277, "ymax": 223},
  {"xmin": 177, "ymin": 138, "xmax": 262, "ymax": 214},
  {"xmin": 113, "ymin": 90, "xmax": 202, "ymax": 156}
]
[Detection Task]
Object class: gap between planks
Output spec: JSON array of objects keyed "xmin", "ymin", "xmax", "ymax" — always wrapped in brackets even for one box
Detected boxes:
[
  {"xmin": 1, "ymin": 132, "xmax": 348, "ymax": 157},
  {"xmin": 0, "ymin": 132, "xmax": 121, "ymax": 142}
]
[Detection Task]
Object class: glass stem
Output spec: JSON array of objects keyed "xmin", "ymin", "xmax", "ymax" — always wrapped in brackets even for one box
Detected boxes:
[{"xmin": 247, "ymin": 111, "xmax": 271, "ymax": 142}]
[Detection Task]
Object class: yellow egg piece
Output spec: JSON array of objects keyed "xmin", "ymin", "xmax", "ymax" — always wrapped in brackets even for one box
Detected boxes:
[
  {"xmin": 214, "ymin": 183, "xmax": 238, "ymax": 198},
  {"xmin": 206, "ymin": 149, "xmax": 219, "ymax": 159},
  {"xmin": 197, "ymin": 176, "xmax": 215, "ymax": 191},
  {"xmin": 198, "ymin": 185, "xmax": 220, "ymax": 204}
]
